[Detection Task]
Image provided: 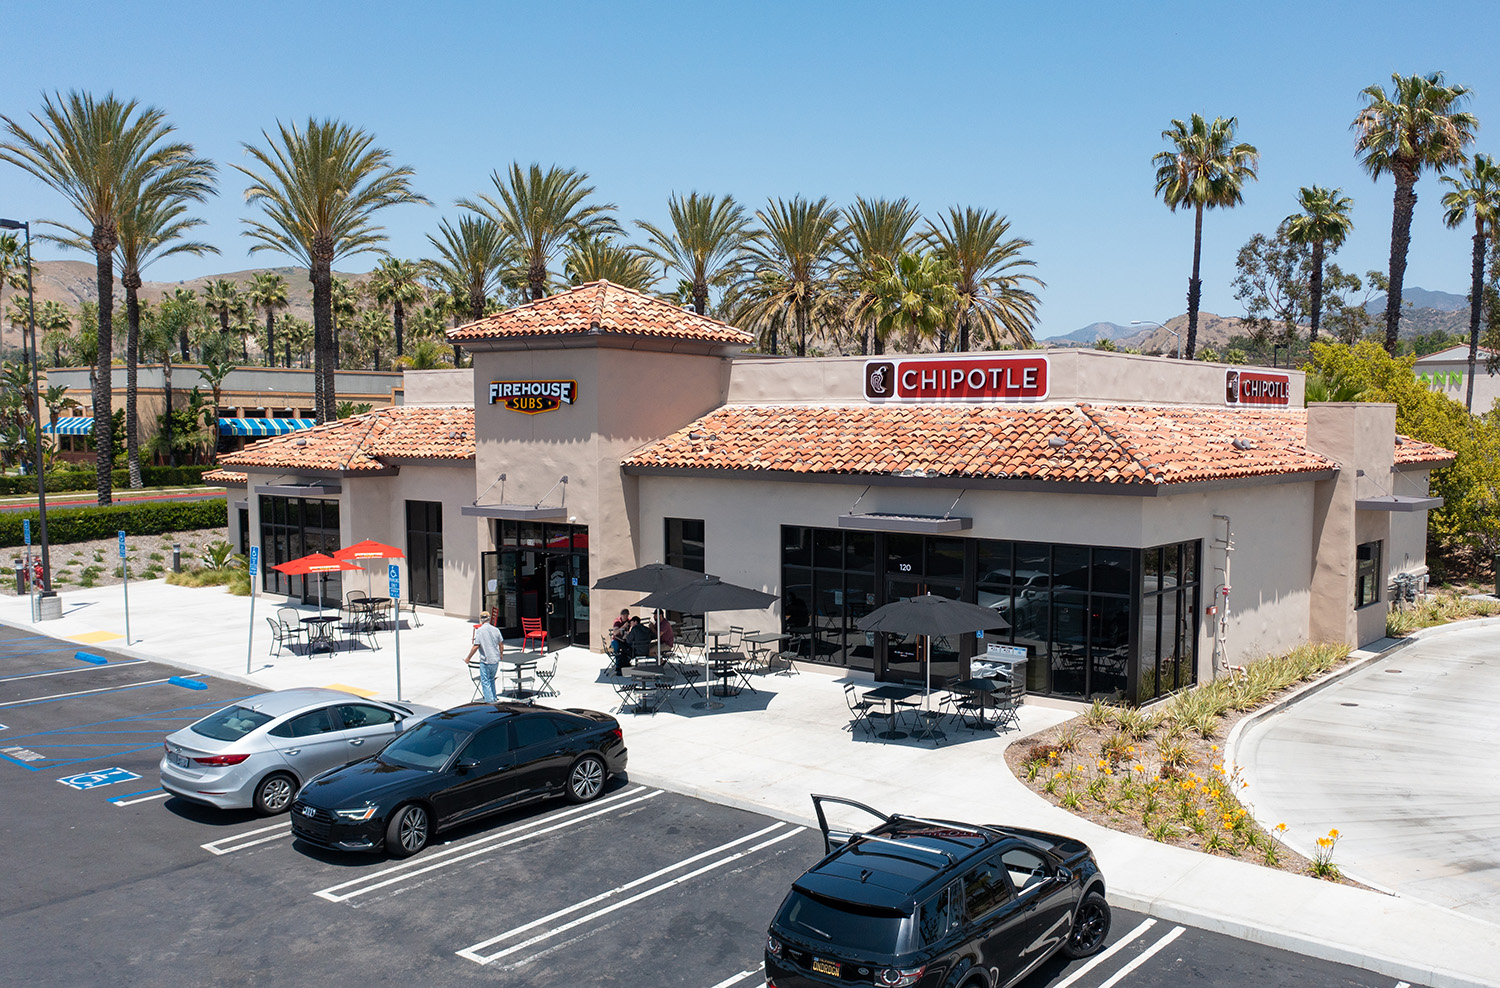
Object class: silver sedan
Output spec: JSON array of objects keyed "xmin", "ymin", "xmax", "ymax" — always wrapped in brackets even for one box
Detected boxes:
[{"xmin": 160, "ymin": 688, "xmax": 435, "ymax": 814}]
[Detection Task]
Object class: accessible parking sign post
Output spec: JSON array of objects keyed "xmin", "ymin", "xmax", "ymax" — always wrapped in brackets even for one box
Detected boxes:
[
  {"xmin": 246, "ymin": 546, "xmax": 260, "ymax": 674},
  {"xmin": 389, "ymin": 563, "xmax": 402, "ymax": 701}
]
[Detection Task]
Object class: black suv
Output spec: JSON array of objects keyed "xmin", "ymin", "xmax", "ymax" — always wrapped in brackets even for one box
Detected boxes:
[{"xmin": 765, "ymin": 796, "xmax": 1110, "ymax": 988}]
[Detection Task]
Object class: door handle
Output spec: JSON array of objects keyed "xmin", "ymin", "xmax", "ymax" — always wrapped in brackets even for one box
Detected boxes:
[
  {"xmin": 285, "ymin": 748, "xmax": 300, "ymax": 756},
  {"xmin": 349, "ymin": 738, "xmax": 364, "ymax": 746}
]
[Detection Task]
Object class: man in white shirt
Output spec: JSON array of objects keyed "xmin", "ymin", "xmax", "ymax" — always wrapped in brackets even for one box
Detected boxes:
[{"xmin": 464, "ymin": 607, "xmax": 505, "ymax": 702}]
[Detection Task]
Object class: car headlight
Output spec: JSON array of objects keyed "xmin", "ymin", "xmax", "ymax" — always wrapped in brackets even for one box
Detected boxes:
[
  {"xmin": 766, "ymin": 934, "xmax": 782, "ymax": 956},
  {"xmin": 334, "ymin": 806, "xmax": 378, "ymax": 821},
  {"xmin": 876, "ymin": 966, "xmax": 926, "ymax": 987}
]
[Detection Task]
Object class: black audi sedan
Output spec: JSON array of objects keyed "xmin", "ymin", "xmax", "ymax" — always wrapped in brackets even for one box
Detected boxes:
[
  {"xmin": 765, "ymin": 796, "xmax": 1109, "ymax": 988},
  {"xmin": 290, "ymin": 702, "xmax": 627, "ymax": 858}
]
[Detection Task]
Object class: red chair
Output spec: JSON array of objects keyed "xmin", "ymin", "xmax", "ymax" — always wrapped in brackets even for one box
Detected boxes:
[{"xmin": 521, "ymin": 616, "xmax": 548, "ymax": 655}]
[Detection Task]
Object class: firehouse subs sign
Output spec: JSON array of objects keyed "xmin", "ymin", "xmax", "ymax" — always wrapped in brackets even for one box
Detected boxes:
[
  {"xmin": 489, "ymin": 380, "xmax": 578, "ymax": 414},
  {"xmin": 864, "ymin": 355, "xmax": 1050, "ymax": 403},
  {"xmin": 1224, "ymin": 369, "xmax": 1291, "ymax": 407}
]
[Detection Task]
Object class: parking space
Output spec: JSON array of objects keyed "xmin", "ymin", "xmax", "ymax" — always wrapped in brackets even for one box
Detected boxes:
[{"xmin": 0, "ymin": 624, "xmax": 1432, "ymax": 988}]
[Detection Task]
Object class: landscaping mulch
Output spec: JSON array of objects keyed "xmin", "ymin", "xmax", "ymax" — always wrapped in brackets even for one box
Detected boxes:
[{"xmin": 5, "ymin": 529, "xmax": 227, "ymax": 594}]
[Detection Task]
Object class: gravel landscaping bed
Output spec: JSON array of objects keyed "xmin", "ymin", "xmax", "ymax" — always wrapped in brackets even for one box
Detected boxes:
[{"xmin": 5, "ymin": 529, "xmax": 228, "ymax": 593}]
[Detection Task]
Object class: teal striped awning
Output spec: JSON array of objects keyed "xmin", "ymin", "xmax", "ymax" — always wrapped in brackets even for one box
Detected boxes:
[
  {"xmin": 42, "ymin": 417, "xmax": 94, "ymax": 435},
  {"xmin": 219, "ymin": 418, "xmax": 318, "ymax": 437}
]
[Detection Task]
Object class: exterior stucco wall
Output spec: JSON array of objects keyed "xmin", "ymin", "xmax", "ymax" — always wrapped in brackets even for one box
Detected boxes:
[{"xmin": 403, "ymin": 369, "xmax": 474, "ymax": 406}]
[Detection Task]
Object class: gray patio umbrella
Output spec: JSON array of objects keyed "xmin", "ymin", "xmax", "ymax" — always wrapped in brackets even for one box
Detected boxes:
[
  {"xmin": 858, "ymin": 594, "xmax": 1010, "ymax": 706},
  {"xmin": 593, "ymin": 562, "xmax": 701, "ymax": 662},
  {"xmin": 635, "ymin": 575, "xmax": 779, "ymax": 709}
]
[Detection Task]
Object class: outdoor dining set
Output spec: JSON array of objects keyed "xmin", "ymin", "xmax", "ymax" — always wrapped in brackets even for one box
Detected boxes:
[
  {"xmin": 844, "ymin": 672, "xmax": 1024, "ymax": 746},
  {"xmin": 263, "ymin": 540, "xmax": 418, "ymax": 658},
  {"xmin": 607, "ymin": 624, "xmax": 799, "ymax": 715}
]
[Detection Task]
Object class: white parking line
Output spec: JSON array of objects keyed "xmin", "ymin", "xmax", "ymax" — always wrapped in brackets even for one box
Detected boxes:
[
  {"xmin": 0, "ymin": 661, "xmax": 145, "ymax": 683},
  {"xmin": 315, "ymin": 786, "xmax": 662, "ymax": 903},
  {"xmin": 706, "ymin": 963, "xmax": 764, "ymax": 988},
  {"xmin": 0, "ymin": 678, "xmax": 173, "ymax": 707},
  {"xmin": 1096, "ymin": 925, "xmax": 1185, "ymax": 988},
  {"xmin": 459, "ymin": 824, "xmax": 805, "ymax": 966},
  {"xmin": 202, "ymin": 821, "xmax": 292, "ymax": 855},
  {"xmin": 1052, "ymin": 917, "xmax": 1157, "ymax": 988},
  {"xmin": 112, "ymin": 791, "xmax": 169, "ymax": 807}
]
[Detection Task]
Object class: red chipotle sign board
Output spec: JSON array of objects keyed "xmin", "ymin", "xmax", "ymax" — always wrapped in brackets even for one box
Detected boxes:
[
  {"xmin": 863, "ymin": 355, "xmax": 1050, "ymax": 403},
  {"xmin": 1224, "ymin": 369, "xmax": 1291, "ymax": 407},
  {"xmin": 489, "ymin": 380, "xmax": 578, "ymax": 414}
]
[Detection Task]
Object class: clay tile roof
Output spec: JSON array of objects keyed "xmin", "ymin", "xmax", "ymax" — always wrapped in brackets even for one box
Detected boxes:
[
  {"xmin": 202, "ymin": 468, "xmax": 247, "ymax": 486},
  {"xmin": 623, "ymin": 404, "xmax": 1435, "ymax": 486},
  {"xmin": 447, "ymin": 280, "xmax": 753, "ymax": 345},
  {"xmin": 1393, "ymin": 434, "xmax": 1457, "ymax": 466},
  {"xmin": 219, "ymin": 406, "xmax": 473, "ymax": 474}
]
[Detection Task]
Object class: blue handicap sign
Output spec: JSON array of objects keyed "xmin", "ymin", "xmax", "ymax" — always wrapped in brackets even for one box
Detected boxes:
[
  {"xmin": 976, "ymin": 629, "xmax": 984, "ymax": 639},
  {"xmin": 388, "ymin": 562, "xmax": 400, "ymax": 597},
  {"xmin": 58, "ymin": 767, "xmax": 141, "ymax": 791},
  {"xmin": 23, "ymin": 519, "xmax": 30, "ymax": 546},
  {"xmin": 118, "ymin": 530, "xmax": 127, "ymax": 559},
  {"xmin": 249, "ymin": 545, "xmax": 260, "ymax": 575}
]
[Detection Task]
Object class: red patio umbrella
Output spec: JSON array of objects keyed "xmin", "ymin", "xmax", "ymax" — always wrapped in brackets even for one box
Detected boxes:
[
  {"xmin": 273, "ymin": 552, "xmax": 363, "ymax": 617},
  {"xmin": 333, "ymin": 539, "xmax": 406, "ymax": 598}
]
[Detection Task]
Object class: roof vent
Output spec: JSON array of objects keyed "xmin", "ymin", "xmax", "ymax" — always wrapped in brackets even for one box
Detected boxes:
[
  {"xmin": 1048, "ymin": 436, "xmax": 1067, "ymax": 448},
  {"xmin": 295, "ymin": 438, "xmax": 308, "ymax": 447},
  {"xmin": 1232, "ymin": 438, "xmax": 1254, "ymax": 451}
]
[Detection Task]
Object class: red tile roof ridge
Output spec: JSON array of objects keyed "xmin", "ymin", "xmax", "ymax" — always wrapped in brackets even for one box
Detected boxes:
[
  {"xmin": 448, "ymin": 279, "xmax": 751, "ymax": 344},
  {"xmin": 1076, "ymin": 405, "xmax": 1162, "ymax": 484}
]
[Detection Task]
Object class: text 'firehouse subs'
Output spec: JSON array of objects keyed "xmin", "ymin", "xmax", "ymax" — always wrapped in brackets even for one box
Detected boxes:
[{"xmin": 489, "ymin": 380, "xmax": 579, "ymax": 414}]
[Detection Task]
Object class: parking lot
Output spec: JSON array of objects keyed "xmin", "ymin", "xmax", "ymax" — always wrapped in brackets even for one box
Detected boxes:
[{"xmin": 0, "ymin": 624, "xmax": 1429, "ymax": 988}]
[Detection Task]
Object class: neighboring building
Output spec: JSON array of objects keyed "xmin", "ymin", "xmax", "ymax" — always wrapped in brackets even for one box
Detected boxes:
[
  {"xmin": 1413, "ymin": 345, "xmax": 1500, "ymax": 411},
  {"xmin": 213, "ymin": 281, "xmax": 1453, "ymax": 706},
  {"xmin": 42, "ymin": 365, "xmax": 403, "ymax": 458}
]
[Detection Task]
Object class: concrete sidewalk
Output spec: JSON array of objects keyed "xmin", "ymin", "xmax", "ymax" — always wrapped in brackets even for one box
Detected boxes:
[{"xmin": 4, "ymin": 580, "xmax": 1497, "ymax": 988}]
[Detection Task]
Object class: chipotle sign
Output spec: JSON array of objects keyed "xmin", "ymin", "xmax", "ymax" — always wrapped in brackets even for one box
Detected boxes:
[
  {"xmin": 1224, "ymin": 369, "xmax": 1291, "ymax": 407},
  {"xmin": 864, "ymin": 355, "xmax": 1050, "ymax": 403}
]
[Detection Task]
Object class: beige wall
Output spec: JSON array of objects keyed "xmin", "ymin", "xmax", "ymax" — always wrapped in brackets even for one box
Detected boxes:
[
  {"xmin": 726, "ymin": 349, "xmax": 1306, "ymax": 408},
  {"xmin": 403, "ymin": 369, "xmax": 474, "ymax": 406},
  {"xmin": 468, "ymin": 344, "xmax": 735, "ymax": 645}
]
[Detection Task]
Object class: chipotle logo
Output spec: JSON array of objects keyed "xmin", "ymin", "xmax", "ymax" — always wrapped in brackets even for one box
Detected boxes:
[
  {"xmin": 1224, "ymin": 369, "xmax": 1291, "ymax": 407},
  {"xmin": 864, "ymin": 355, "xmax": 1050, "ymax": 402}
]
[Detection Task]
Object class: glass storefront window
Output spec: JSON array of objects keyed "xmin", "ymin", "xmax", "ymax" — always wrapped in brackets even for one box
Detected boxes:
[
  {"xmin": 813, "ymin": 529, "xmax": 843, "ymax": 569},
  {"xmin": 665, "ymin": 518, "xmax": 705, "ymax": 573},
  {"xmin": 926, "ymin": 538, "xmax": 965, "ymax": 580},
  {"xmin": 846, "ymin": 532, "xmax": 876, "ymax": 573},
  {"xmin": 783, "ymin": 527, "xmax": 811, "ymax": 567}
]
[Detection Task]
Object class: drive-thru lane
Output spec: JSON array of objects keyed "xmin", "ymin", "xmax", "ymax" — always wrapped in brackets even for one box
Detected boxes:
[{"xmin": 0, "ymin": 625, "xmax": 1430, "ymax": 987}]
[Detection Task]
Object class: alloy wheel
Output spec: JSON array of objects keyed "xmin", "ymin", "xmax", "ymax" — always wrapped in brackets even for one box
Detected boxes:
[
  {"xmin": 571, "ymin": 758, "xmax": 604, "ymax": 801},
  {"xmin": 261, "ymin": 776, "xmax": 294, "ymax": 812},
  {"xmin": 399, "ymin": 807, "xmax": 429, "ymax": 853},
  {"xmin": 1071, "ymin": 899, "xmax": 1108, "ymax": 952}
]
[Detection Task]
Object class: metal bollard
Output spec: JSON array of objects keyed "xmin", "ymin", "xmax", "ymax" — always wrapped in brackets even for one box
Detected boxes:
[
  {"xmin": 172, "ymin": 543, "xmax": 182, "ymax": 574},
  {"xmin": 13, "ymin": 561, "xmax": 24, "ymax": 595}
]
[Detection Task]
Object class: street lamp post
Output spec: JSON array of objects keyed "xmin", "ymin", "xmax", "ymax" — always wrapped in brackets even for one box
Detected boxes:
[
  {"xmin": 1131, "ymin": 320, "xmax": 1182, "ymax": 360},
  {"xmin": 0, "ymin": 218, "xmax": 52, "ymax": 600}
]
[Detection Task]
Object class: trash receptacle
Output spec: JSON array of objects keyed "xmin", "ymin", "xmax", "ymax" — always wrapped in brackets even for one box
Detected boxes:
[{"xmin": 981, "ymin": 644, "xmax": 1028, "ymax": 705}]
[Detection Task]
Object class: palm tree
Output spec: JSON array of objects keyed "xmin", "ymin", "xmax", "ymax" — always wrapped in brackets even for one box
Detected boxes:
[
  {"xmin": 1152, "ymin": 114, "xmax": 1260, "ymax": 360},
  {"xmin": 838, "ymin": 197, "xmax": 922, "ymax": 354},
  {"xmin": 423, "ymin": 215, "xmax": 509, "ymax": 322},
  {"xmin": 369, "ymin": 257, "xmax": 424, "ymax": 358},
  {"xmin": 0, "ymin": 233, "xmax": 33, "ymax": 362},
  {"xmin": 146, "ymin": 289, "xmax": 200, "ymax": 466},
  {"xmin": 563, "ymin": 235, "xmax": 659, "ymax": 292},
  {"xmin": 636, "ymin": 192, "xmax": 753, "ymax": 315},
  {"xmin": 0, "ymin": 90, "xmax": 214, "ymax": 504},
  {"xmin": 734, "ymin": 196, "xmax": 842, "ymax": 356},
  {"xmin": 392, "ymin": 337, "xmax": 448, "ymax": 370},
  {"xmin": 331, "ymin": 277, "xmax": 359, "ymax": 369},
  {"xmin": 246, "ymin": 272, "xmax": 289, "ymax": 368},
  {"xmin": 1353, "ymin": 72, "xmax": 1477, "ymax": 353},
  {"xmin": 236, "ymin": 118, "xmax": 428, "ymax": 422},
  {"xmin": 197, "ymin": 356, "xmax": 237, "ymax": 463},
  {"xmin": 1282, "ymin": 186, "xmax": 1355, "ymax": 342},
  {"xmin": 202, "ymin": 278, "xmax": 242, "ymax": 343},
  {"xmin": 865, "ymin": 250, "xmax": 959, "ymax": 352},
  {"xmin": 459, "ymin": 162, "xmax": 618, "ymax": 301},
  {"xmin": 925, "ymin": 206, "xmax": 1043, "ymax": 352},
  {"xmin": 1440, "ymin": 154, "xmax": 1500, "ymax": 411}
]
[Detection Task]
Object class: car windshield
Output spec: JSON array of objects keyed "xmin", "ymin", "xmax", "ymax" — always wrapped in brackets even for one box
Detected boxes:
[
  {"xmin": 776, "ymin": 890, "xmax": 907, "ymax": 954},
  {"xmin": 191, "ymin": 705, "xmax": 274, "ymax": 742},
  {"xmin": 380, "ymin": 721, "xmax": 465, "ymax": 770}
]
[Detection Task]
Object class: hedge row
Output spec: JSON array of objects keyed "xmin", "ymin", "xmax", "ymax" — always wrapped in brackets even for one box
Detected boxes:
[
  {"xmin": 0, "ymin": 498, "xmax": 228, "ymax": 548},
  {"xmin": 0, "ymin": 465, "xmax": 219, "ymax": 496}
]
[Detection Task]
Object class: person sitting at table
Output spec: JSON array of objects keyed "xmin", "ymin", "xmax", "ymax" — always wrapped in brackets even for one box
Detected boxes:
[
  {"xmin": 612, "ymin": 608, "xmax": 630, "ymax": 633},
  {"xmin": 463, "ymin": 607, "xmax": 504, "ymax": 703},
  {"xmin": 626, "ymin": 616, "xmax": 656, "ymax": 658},
  {"xmin": 610, "ymin": 616, "xmax": 636, "ymax": 674},
  {"xmin": 652, "ymin": 610, "xmax": 675, "ymax": 653}
]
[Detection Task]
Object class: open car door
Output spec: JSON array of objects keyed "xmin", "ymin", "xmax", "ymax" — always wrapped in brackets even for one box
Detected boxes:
[{"xmin": 810, "ymin": 794, "xmax": 892, "ymax": 855}]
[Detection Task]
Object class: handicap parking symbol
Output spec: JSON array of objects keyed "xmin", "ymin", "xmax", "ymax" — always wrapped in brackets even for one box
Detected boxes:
[{"xmin": 58, "ymin": 767, "xmax": 141, "ymax": 790}]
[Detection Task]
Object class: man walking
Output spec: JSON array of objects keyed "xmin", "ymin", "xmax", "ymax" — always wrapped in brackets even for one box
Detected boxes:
[{"xmin": 464, "ymin": 607, "xmax": 505, "ymax": 703}]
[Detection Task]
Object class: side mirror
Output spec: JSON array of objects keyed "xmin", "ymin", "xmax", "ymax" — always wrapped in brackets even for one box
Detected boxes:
[
  {"xmin": 1056, "ymin": 867, "xmax": 1072, "ymax": 883},
  {"xmin": 456, "ymin": 758, "xmax": 478, "ymax": 774}
]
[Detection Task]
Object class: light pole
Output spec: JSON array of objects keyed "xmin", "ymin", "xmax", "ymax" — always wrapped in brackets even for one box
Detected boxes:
[
  {"xmin": 0, "ymin": 218, "xmax": 52, "ymax": 597},
  {"xmin": 1131, "ymin": 320, "xmax": 1182, "ymax": 360}
]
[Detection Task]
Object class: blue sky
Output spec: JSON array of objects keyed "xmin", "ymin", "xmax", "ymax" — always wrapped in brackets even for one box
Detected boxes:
[{"xmin": 2, "ymin": 0, "xmax": 1496, "ymax": 338}]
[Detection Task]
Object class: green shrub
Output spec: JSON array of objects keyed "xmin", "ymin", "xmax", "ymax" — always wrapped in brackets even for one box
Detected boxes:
[
  {"xmin": 0, "ymin": 465, "xmax": 219, "ymax": 496},
  {"xmin": 0, "ymin": 499, "xmax": 227, "ymax": 548}
]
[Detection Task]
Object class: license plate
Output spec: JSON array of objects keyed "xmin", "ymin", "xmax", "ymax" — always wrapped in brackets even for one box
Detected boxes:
[
  {"xmin": 167, "ymin": 749, "xmax": 190, "ymax": 769},
  {"xmin": 811, "ymin": 958, "xmax": 840, "ymax": 976}
]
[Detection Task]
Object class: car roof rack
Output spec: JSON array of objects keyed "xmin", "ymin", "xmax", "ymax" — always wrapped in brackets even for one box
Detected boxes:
[
  {"xmin": 893, "ymin": 814, "xmax": 1009, "ymax": 843},
  {"xmin": 849, "ymin": 832, "xmax": 955, "ymax": 865}
]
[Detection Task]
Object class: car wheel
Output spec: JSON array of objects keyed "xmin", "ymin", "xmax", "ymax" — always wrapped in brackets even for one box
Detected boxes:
[
  {"xmin": 1063, "ymin": 890, "xmax": 1111, "ymax": 959},
  {"xmin": 385, "ymin": 804, "xmax": 430, "ymax": 858},
  {"xmin": 566, "ymin": 755, "xmax": 606, "ymax": 804},
  {"xmin": 253, "ymin": 772, "xmax": 297, "ymax": 816}
]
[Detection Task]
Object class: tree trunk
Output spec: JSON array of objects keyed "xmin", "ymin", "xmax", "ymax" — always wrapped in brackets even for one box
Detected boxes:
[
  {"xmin": 1466, "ymin": 228, "xmax": 1486, "ymax": 412},
  {"xmin": 1185, "ymin": 203, "xmax": 1204, "ymax": 361},
  {"xmin": 124, "ymin": 274, "xmax": 142, "ymax": 489},
  {"xmin": 529, "ymin": 256, "xmax": 547, "ymax": 301},
  {"xmin": 265, "ymin": 310, "xmax": 276, "ymax": 367},
  {"xmin": 179, "ymin": 327, "xmax": 190, "ymax": 361},
  {"xmin": 958, "ymin": 310, "xmax": 971, "ymax": 353},
  {"xmin": 692, "ymin": 277, "xmax": 708, "ymax": 316},
  {"xmin": 796, "ymin": 304, "xmax": 807, "ymax": 358},
  {"xmin": 393, "ymin": 300, "xmax": 405, "ymax": 357},
  {"xmin": 1385, "ymin": 169, "xmax": 1418, "ymax": 354},
  {"xmin": 1308, "ymin": 240, "xmax": 1325, "ymax": 341},
  {"xmin": 310, "ymin": 257, "xmax": 335, "ymax": 423},
  {"xmin": 91, "ymin": 230, "xmax": 115, "ymax": 506}
]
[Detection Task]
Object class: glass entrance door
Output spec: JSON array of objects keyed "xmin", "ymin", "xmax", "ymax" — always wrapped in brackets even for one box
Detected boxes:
[
  {"xmin": 877, "ymin": 578, "xmax": 962, "ymax": 687},
  {"xmin": 544, "ymin": 555, "xmax": 572, "ymax": 644}
]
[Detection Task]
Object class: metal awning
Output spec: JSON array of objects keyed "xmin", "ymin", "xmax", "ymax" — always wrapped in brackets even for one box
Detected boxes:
[
  {"xmin": 219, "ymin": 418, "xmax": 317, "ymax": 437},
  {"xmin": 461, "ymin": 504, "xmax": 568, "ymax": 520},
  {"xmin": 1355, "ymin": 494, "xmax": 1444, "ymax": 512},
  {"xmin": 838, "ymin": 513, "xmax": 973, "ymax": 533},
  {"xmin": 42, "ymin": 417, "xmax": 94, "ymax": 435}
]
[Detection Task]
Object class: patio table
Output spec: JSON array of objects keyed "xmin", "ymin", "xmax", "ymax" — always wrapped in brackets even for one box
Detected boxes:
[
  {"xmin": 862, "ymin": 684, "xmax": 919, "ymax": 740},
  {"xmin": 951, "ymin": 677, "xmax": 1004, "ymax": 729},
  {"xmin": 352, "ymin": 596, "xmax": 392, "ymax": 631},
  {"xmin": 708, "ymin": 653, "xmax": 749, "ymax": 698},
  {"xmin": 300, "ymin": 616, "xmax": 341, "ymax": 654},
  {"xmin": 742, "ymin": 632, "xmax": 790, "ymax": 673},
  {"xmin": 497, "ymin": 656, "xmax": 538, "ymax": 699}
]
